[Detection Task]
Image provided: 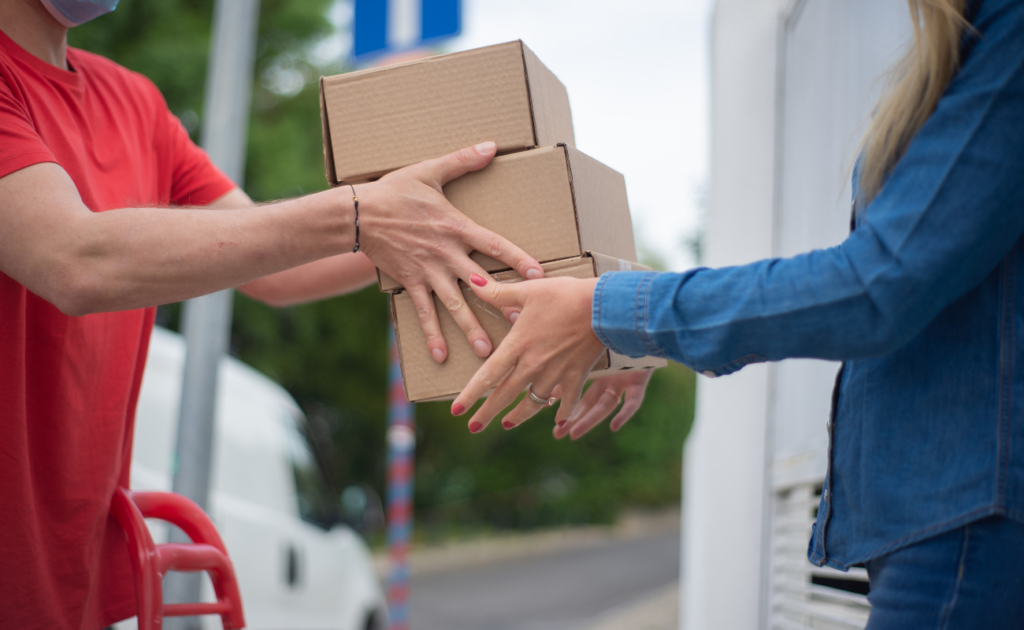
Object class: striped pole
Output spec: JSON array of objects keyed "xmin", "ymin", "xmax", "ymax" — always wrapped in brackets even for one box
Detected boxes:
[{"xmin": 385, "ymin": 323, "xmax": 415, "ymax": 630}]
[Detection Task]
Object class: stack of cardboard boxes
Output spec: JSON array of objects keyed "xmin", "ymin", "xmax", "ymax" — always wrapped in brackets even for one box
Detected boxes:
[{"xmin": 320, "ymin": 41, "xmax": 665, "ymax": 402}]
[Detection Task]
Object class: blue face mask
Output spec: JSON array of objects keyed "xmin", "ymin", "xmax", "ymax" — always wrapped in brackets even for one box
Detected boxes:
[{"xmin": 40, "ymin": 0, "xmax": 119, "ymax": 27}]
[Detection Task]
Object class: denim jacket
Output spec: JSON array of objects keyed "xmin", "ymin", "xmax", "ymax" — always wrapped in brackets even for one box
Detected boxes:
[{"xmin": 592, "ymin": 0, "xmax": 1024, "ymax": 569}]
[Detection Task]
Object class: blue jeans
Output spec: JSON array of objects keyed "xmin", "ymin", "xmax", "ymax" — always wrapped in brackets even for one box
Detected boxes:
[{"xmin": 865, "ymin": 516, "xmax": 1024, "ymax": 629}]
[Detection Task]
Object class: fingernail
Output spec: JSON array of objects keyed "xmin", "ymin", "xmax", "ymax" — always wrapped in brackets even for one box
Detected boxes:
[
  {"xmin": 556, "ymin": 418, "xmax": 566, "ymax": 427},
  {"xmin": 502, "ymin": 420, "xmax": 514, "ymax": 430},
  {"xmin": 452, "ymin": 403, "xmax": 465, "ymax": 416},
  {"xmin": 474, "ymin": 141, "xmax": 496, "ymax": 154},
  {"xmin": 470, "ymin": 273, "xmax": 487, "ymax": 287},
  {"xmin": 473, "ymin": 339, "xmax": 490, "ymax": 356},
  {"xmin": 525, "ymin": 268, "xmax": 543, "ymax": 280},
  {"xmin": 509, "ymin": 311, "xmax": 519, "ymax": 324},
  {"xmin": 431, "ymin": 348, "xmax": 445, "ymax": 363},
  {"xmin": 469, "ymin": 421, "xmax": 484, "ymax": 433}
]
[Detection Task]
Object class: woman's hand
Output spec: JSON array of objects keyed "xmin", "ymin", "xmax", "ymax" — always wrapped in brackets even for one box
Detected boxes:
[
  {"xmin": 450, "ymin": 274, "xmax": 607, "ymax": 432},
  {"xmin": 356, "ymin": 142, "xmax": 544, "ymax": 363},
  {"xmin": 552, "ymin": 370, "xmax": 654, "ymax": 441}
]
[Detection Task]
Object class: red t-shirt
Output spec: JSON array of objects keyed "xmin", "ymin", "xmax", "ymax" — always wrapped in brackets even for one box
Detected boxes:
[{"xmin": 0, "ymin": 30, "xmax": 235, "ymax": 630}]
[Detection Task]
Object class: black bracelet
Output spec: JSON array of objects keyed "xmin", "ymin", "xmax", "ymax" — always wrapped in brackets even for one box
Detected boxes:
[{"xmin": 349, "ymin": 184, "xmax": 360, "ymax": 253}]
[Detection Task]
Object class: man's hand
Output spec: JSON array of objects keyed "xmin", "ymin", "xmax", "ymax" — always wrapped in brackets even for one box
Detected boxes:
[{"xmin": 357, "ymin": 141, "xmax": 545, "ymax": 363}]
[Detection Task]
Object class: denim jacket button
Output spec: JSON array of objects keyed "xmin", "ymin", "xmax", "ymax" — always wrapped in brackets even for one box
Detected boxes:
[{"xmin": 701, "ymin": 370, "xmax": 717, "ymax": 378}]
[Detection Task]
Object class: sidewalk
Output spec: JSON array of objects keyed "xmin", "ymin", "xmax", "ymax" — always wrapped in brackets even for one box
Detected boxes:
[
  {"xmin": 582, "ymin": 581, "xmax": 680, "ymax": 630},
  {"xmin": 374, "ymin": 507, "xmax": 680, "ymax": 579}
]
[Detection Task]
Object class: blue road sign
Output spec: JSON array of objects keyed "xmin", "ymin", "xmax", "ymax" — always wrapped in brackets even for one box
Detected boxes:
[{"xmin": 353, "ymin": 0, "xmax": 461, "ymax": 65}]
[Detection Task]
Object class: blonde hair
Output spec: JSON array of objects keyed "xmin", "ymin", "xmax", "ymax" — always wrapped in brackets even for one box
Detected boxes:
[{"xmin": 858, "ymin": 0, "xmax": 970, "ymax": 206}]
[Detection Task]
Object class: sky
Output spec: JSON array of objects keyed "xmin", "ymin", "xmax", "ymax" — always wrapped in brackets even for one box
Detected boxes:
[
  {"xmin": 449, "ymin": 0, "xmax": 713, "ymax": 271},
  {"xmin": 325, "ymin": 0, "xmax": 714, "ymax": 271}
]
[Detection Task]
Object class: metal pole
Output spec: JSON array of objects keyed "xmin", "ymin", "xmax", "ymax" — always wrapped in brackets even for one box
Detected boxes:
[
  {"xmin": 165, "ymin": 1, "xmax": 260, "ymax": 627},
  {"xmin": 385, "ymin": 323, "xmax": 416, "ymax": 630}
]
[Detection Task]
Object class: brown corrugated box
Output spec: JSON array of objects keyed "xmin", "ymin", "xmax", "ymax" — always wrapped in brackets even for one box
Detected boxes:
[
  {"xmin": 320, "ymin": 40, "xmax": 574, "ymax": 185},
  {"xmin": 377, "ymin": 144, "xmax": 638, "ymax": 292},
  {"xmin": 391, "ymin": 252, "xmax": 668, "ymax": 403}
]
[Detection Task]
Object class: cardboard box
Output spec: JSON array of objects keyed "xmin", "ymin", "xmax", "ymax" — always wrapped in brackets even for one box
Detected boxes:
[
  {"xmin": 320, "ymin": 40, "xmax": 575, "ymax": 185},
  {"xmin": 391, "ymin": 252, "xmax": 668, "ymax": 402},
  {"xmin": 378, "ymin": 144, "xmax": 638, "ymax": 292}
]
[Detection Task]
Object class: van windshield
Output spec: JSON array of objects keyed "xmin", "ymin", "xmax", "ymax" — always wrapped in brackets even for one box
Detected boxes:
[{"xmin": 282, "ymin": 412, "xmax": 334, "ymax": 529}]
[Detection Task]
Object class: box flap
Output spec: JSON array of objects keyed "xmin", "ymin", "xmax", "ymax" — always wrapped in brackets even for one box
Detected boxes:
[
  {"xmin": 589, "ymin": 251, "xmax": 651, "ymax": 275},
  {"xmin": 563, "ymin": 145, "xmax": 638, "ymax": 263},
  {"xmin": 520, "ymin": 41, "xmax": 575, "ymax": 147},
  {"xmin": 321, "ymin": 41, "xmax": 539, "ymax": 183},
  {"xmin": 319, "ymin": 77, "xmax": 339, "ymax": 187},
  {"xmin": 389, "ymin": 296, "xmax": 412, "ymax": 401}
]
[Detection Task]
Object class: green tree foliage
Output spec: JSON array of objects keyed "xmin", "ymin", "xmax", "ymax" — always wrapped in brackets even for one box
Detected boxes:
[{"xmin": 69, "ymin": 1, "xmax": 695, "ymax": 535}]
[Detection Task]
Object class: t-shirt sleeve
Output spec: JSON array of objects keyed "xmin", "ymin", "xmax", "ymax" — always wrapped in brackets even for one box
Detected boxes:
[
  {"xmin": 163, "ymin": 108, "xmax": 236, "ymax": 206},
  {"xmin": 0, "ymin": 75, "xmax": 57, "ymax": 180}
]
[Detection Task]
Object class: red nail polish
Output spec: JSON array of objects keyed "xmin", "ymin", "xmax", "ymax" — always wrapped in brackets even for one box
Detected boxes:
[
  {"xmin": 469, "ymin": 421, "xmax": 483, "ymax": 433},
  {"xmin": 452, "ymin": 403, "xmax": 465, "ymax": 416},
  {"xmin": 502, "ymin": 420, "xmax": 514, "ymax": 429},
  {"xmin": 470, "ymin": 273, "xmax": 487, "ymax": 287},
  {"xmin": 556, "ymin": 419, "xmax": 566, "ymax": 427}
]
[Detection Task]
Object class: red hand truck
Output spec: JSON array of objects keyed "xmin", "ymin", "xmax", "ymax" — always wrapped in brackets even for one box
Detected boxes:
[{"xmin": 110, "ymin": 487, "xmax": 246, "ymax": 630}]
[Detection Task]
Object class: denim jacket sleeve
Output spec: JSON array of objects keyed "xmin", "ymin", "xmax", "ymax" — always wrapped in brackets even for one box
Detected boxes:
[{"xmin": 593, "ymin": 4, "xmax": 1024, "ymax": 377}]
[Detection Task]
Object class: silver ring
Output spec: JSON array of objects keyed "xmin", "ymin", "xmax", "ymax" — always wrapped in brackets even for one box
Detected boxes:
[{"xmin": 527, "ymin": 388, "xmax": 556, "ymax": 406}]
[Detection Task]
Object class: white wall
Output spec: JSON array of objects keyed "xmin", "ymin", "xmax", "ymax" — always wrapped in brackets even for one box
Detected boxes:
[{"xmin": 681, "ymin": 1, "xmax": 790, "ymax": 628}]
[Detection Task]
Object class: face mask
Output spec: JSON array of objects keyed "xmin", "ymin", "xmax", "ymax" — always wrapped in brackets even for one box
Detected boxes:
[{"xmin": 40, "ymin": 0, "xmax": 119, "ymax": 27}]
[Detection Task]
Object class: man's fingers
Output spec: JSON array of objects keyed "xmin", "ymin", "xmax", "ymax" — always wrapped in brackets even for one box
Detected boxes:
[
  {"xmin": 462, "ymin": 223, "xmax": 544, "ymax": 282},
  {"xmin": 408, "ymin": 286, "xmax": 447, "ymax": 363},
  {"xmin": 420, "ymin": 141, "xmax": 497, "ymax": 188},
  {"xmin": 569, "ymin": 388, "xmax": 623, "ymax": 440},
  {"xmin": 609, "ymin": 385, "xmax": 649, "ymax": 432},
  {"xmin": 434, "ymin": 277, "xmax": 492, "ymax": 358}
]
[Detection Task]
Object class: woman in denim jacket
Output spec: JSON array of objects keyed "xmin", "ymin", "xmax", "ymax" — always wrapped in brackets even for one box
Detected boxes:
[{"xmin": 453, "ymin": 0, "xmax": 1024, "ymax": 626}]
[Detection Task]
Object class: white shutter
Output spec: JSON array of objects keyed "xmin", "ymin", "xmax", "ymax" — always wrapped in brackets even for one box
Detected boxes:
[{"xmin": 767, "ymin": 483, "xmax": 870, "ymax": 629}]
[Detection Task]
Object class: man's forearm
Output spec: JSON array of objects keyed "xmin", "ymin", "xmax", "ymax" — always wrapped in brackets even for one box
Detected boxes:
[
  {"xmin": 0, "ymin": 163, "xmax": 356, "ymax": 315},
  {"xmin": 238, "ymin": 253, "xmax": 378, "ymax": 307}
]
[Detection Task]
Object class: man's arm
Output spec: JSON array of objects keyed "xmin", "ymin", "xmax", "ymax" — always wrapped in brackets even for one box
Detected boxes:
[
  {"xmin": 0, "ymin": 142, "xmax": 546, "ymax": 363},
  {"xmin": 0, "ymin": 162, "xmax": 355, "ymax": 316},
  {"xmin": 209, "ymin": 187, "xmax": 378, "ymax": 307}
]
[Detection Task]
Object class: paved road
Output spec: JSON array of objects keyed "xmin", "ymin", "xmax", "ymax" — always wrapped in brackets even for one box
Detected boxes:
[{"xmin": 409, "ymin": 530, "xmax": 680, "ymax": 630}]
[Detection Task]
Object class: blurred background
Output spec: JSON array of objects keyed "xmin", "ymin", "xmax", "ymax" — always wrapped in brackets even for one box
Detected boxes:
[
  {"xmin": 67, "ymin": 1, "xmax": 923, "ymax": 629},
  {"xmin": 69, "ymin": 0, "xmax": 702, "ymax": 545}
]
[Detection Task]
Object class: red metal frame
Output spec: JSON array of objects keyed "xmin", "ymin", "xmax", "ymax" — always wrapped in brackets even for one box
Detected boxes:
[{"xmin": 110, "ymin": 487, "xmax": 246, "ymax": 630}]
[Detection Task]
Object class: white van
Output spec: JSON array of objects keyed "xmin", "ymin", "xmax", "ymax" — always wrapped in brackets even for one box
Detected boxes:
[{"xmin": 120, "ymin": 326, "xmax": 386, "ymax": 630}]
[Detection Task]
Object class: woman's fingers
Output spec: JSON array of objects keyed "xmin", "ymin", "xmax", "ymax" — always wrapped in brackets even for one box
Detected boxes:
[
  {"xmin": 561, "ymin": 379, "xmax": 604, "ymax": 427},
  {"xmin": 415, "ymin": 141, "xmax": 497, "ymax": 190},
  {"xmin": 608, "ymin": 383, "xmax": 650, "ymax": 432},
  {"xmin": 553, "ymin": 378, "xmax": 586, "ymax": 426},
  {"xmin": 452, "ymin": 340, "xmax": 519, "ymax": 421},
  {"xmin": 407, "ymin": 286, "xmax": 447, "ymax": 363},
  {"xmin": 467, "ymin": 273, "xmax": 527, "ymax": 310},
  {"xmin": 461, "ymin": 221, "xmax": 544, "ymax": 283},
  {"xmin": 568, "ymin": 387, "xmax": 623, "ymax": 440},
  {"xmin": 433, "ymin": 276, "xmax": 492, "ymax": 358}
]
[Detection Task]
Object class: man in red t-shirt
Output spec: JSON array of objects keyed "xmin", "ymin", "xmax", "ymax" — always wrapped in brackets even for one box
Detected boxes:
[{"xmin": 0, "ymin": 1, "xmax": 548, "ymax": 628}]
